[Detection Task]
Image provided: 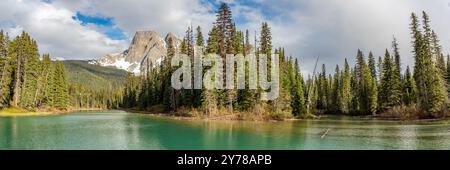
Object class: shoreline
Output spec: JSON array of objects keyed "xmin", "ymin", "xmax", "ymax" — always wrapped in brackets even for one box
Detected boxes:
[
  {"xmin": 121, "ymin": 108, "xmax": 448, "ymax": 123},
  {"xmin": 1, "ymin": 107, "xmax": 447, "ymax": 123}
]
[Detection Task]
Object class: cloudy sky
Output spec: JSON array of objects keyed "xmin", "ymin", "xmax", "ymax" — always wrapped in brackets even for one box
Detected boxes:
[{"xmin": 1, "ymin": 0, "xmax": 450, "ymax": 74}]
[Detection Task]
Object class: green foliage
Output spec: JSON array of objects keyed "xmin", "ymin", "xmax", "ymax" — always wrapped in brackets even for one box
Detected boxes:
[
  {"xmin": 63, "ymin": 60, "xmax": 125, "ymax": 109},
  {"xmin": 49, "ymin": 61, "xmax": 69, "ymax": 109},
  {"xmin": 368, "ymin": 52, "xmax": 377, "ymax": 79},
  {"xmin": 0, "ymin": 31, "xmax": 72, "ymax": 111},
  {"xmin": 196, "ymin": 26, "xmax": 204, "ymax": 47},
  {"xmin": 403, "ymin": 66, "xmax": 417, "ymax": 105},
  {"xmin": 63, "ymin": 60, "xmax": 127, "ymax": 89},
  {"xmin": 0, "ymin": 31, "xmax": 12, "ymax": 107},
  {"xmin": 379, "ymin": 50, "xmax": 402, "ymax": 110},
  {"xmin": 340, "ymin": 59, "xmax": 351, "ymax": 114},
  {"xmin": 290, "ymin": 59, "xmax": 306, "ymax": 116},
  {"xmin": 411, "ymin": 12, "xmax": 448, "ymax": 113}
]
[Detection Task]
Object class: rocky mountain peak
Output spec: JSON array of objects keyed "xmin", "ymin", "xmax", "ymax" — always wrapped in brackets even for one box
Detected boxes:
[{"xmin": 94, "ymin": 30, "xmax": 181, "ymax": 74}]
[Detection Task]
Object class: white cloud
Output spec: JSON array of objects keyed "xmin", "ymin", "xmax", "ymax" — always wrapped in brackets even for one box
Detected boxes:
[
  {"xmin": 0, "ymin": 0, "xmax": 127, "ymax": 60},
  {"xmin": 267, "ymin": 0, "xmax": 450, "ymax": 74},
  {"xmin": 51, "ymin": 0, "xmax": 216, "ymax": 42}
]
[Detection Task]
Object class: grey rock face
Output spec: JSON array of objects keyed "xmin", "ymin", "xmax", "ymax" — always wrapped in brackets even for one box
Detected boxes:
[{"xmin": 95, "ymin": 30, "xmax": 181, "ymax": 74}]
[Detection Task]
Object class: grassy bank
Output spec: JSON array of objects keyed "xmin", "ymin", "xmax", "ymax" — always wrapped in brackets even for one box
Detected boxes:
[
  {"xmin": 0, "ymin": 107, "xmax": 54, "ymax": 117},
  {"xmin": 0, "ymin": 107, "xmax": 108, "ymax": 117}
]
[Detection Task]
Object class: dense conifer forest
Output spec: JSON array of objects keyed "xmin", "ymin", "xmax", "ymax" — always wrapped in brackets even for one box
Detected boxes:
[
  {"xmin": 120, "ymin": 4, "xmax": 450, "ymax": 120},
  {"xmin": 0, "ymin": 31, "xmax": 69, "ymax": 111}
]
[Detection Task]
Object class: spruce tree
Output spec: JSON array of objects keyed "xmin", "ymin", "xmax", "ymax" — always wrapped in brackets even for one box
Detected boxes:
[
  {"xmin": 447, "ymin": 55, "xmax": 450, "ymax": 94},
  {"xmin": 331, "ymin": 65, "xmax": 341, "ymax": 112},
  {"xmin": 196, "ymin": 26, "xmax": 204, "ymax": 47},
  {"xmin": 20, "ymin": 38, "xmax": 40, "ymax": 109},
  {"xmin": 368, "ymin": 52, "xmax": 377, "ymax": 79},
  {"xmin": 244, "ymin": 30, "xmax": 251, "ymax": 55},
  {"xmin": 340, "ymin": 59, "xmax": 351, "ymax": 114},
  {"xmin": 432, "ymin": 30, "xmax": 446, "ymax": 78},
  {"xmin": 36, "ymin": 54, "xmax": 52, "ymax": 107},
  {"xmin": 318, "ymin": 64, "xmax": 328, "ymax": 110},
  {"xmin": 10, "ymin": 32, "xmax": 28, "ymax": 107},
  {"xmin": 206, "ymin": 27, "xmax": 219, "ymax": 54},
  {"xmin": 411, "ymin": 12, "xmax": 447, "ymax": 113},
  {"xmin": 163, "ymin": 37, "xmax": 176, "ymax": 110},
  {"xmin": 379, "ymin": 50, "xmax": 401, "ymax": 110},
  {"xmin": 392, "ymin": 36, "xmax": 402, "ymax": 74},
  {"xmin": 355, "ymin": 50, "xmax": 376, "ymax": 114},
  {"xmin": 49, "ymin": 61, "xmax": 69, "ymax": 109},
  {"xmin": 0, "ymin": 31, "xmax": 6, "ymax": 76},
  {"xmin": 290, "ymin": 59, "xmax": 306, "ymax": 116},
  {"xmin": 0, "ymin": 31, "xmax": 12, "ymax": 107},
  {"xmin": 403, "ymin": 66, "xmax": 417, "ymax": 105},
  {"xmin": 377, "ymin": 56, "xmax": 383, "ymax": 82},
  {"xmin": 215, "ymin": 3, "xmax": 233, "ymax": 57}
]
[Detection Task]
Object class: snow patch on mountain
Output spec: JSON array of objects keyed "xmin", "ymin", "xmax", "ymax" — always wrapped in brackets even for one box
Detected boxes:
[{"xmin": 92, "ymin": 31, "xmax": 181, "ymax": 75}]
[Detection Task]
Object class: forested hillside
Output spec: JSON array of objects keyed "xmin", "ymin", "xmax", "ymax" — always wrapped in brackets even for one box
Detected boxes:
[
  {"xmin": 63, "ymin": 60, "xmax": 126, "ymax": 110},
  {"xmin": 63, "ymin": 60, "xmax": 127, "ymax": 89}
]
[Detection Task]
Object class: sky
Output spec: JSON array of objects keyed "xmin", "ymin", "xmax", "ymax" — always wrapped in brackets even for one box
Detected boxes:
[{"xmin": 1, "ymin": 0, "xmax": 450, "ymax": 74}]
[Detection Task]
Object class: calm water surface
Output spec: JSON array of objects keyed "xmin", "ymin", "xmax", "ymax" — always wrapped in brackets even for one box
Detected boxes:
[{"xmin": 0, "ymin": 110, "xmax": 449, "ymax": 150}]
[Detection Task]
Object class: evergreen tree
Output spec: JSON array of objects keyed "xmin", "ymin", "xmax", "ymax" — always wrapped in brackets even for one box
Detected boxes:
[
  {"xmin": 432, "ymin": 30, "xmax": 446, "ymax": 78},
  {"xmin": 215, "ymin": 3, "xmax": 233, "ymax": 57},
  {"xmin": 317, "ymin": 64, "xmax": 328, "ymax": 110},
  {"xmin": 206, "ymin": 27, "xmax": 219, "ymax": 54},
  {"xmin": 20, "ymin": 38, "xmax": 40, "ymax": 109},
  {"xmin": 163, "ymin": 37, "xmax": 176, "ymax": 110},
  {"xmin": 403, "ymin": 66, "xmax": 417, "ymax": 105},
  {"xmin": 37, "ymin": 54, "xmax": 52, "ymax": 107},
  {"xmin": 340, "ymin": 59, "xmax": 351, "ymax": 114},
  {"xmin": 10, "ymin": 32, "xmax": 29, "ymax": 107},
  {"xmin": 244, "ymin": 30, "xmax": 251, "ymax": 55},
  {"xmin": 379, "ymin": 50, "xmax": 401, "ymax": 110},
  {"xmin": 354, "ymin": 50, "xmax": 376, "ymax": 114},
  {"xmin": 290, "ymin": 59, "xmax": 306, "ymax": 116},
  {"xmin": 49, "ymin": 61, "xmax": 69, "ymax": 109},
  {"xmin": 236, "ymin": 30, "xmax": 256, "ymax": 111},
  {"xmin": 196, "ymin": 26, "xmax": 204, "ymax": 47},
  {"xmin": 377, "ymin": 56, "xmax": 383, "ymax": 82},
  {"xmin": 392, "ymin": 36, "xmax": 402, "ymax": 74},
  {"xmin": 0, "ymin": 31, "xmax": 11, "ymax": 107},
  {"xmin": 331, "ymin": 65, "xmax": 341, "ymax": 112},
  {"xmin": 411, "ymin": 12, "xmax": 447, "ymax": 113},
  {"xmin": 0, "ymin": 31, "xmax": 7, "ymax": 76},
  {"xmin": 368, "ymin": 52, "xmax": 377, "ymax": 79},
  {"xmin": 436, "ymin": 52, "xmax": 446, "ymax": 77},
  {"xmin": 260, "ymin": 22, "xmax": 272, "ymax": 59},
  {"xmin": 447, "ymin": 55, "xmax": 450, "ymax": 94}
]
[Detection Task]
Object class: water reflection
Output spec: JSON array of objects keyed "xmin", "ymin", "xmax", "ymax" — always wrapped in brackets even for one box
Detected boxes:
[{"xmin": 1, "ymin": 112, "xmax": 449, "ymax": 150}]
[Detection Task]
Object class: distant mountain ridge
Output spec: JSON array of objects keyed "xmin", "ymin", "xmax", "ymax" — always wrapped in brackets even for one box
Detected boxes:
[
  {"xmin": 63, "ymin": 60, "xmax": 128, "ymax": 90},
  {"xmin": 92, "ymin": 31, "xmax": 182, "ymax": 74}
]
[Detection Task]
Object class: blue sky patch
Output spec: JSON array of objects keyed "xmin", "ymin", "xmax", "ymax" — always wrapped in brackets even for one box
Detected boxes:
[{"xmin": 72, "ymin": 12, "xmax": 126, "ymax": 40}]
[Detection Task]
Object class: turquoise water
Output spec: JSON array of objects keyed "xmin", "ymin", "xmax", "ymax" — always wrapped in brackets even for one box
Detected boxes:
[{"xmin": 0, "ymin": 110, "xmax": 449, "ymax": 150}]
